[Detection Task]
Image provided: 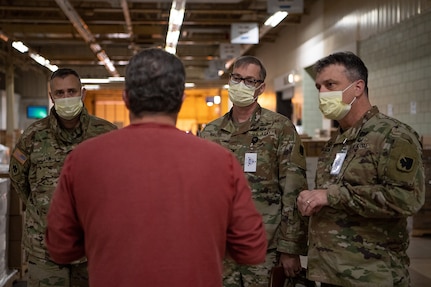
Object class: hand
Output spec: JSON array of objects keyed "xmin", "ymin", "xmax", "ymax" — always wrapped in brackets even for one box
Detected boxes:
[
  {"xmin": 279, "ymin": 253, "xmax": 301, "ymax": 277},
  {"xmin": 297, "ymin": 189, "xmax": 328, "ymax": 216}
]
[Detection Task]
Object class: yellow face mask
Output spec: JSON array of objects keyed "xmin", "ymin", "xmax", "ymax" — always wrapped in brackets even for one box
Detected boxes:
[
  {"xmin": 54, "ymin": 96, "xmax": 83, "ymax": 120},
  {"xmin": 228, "ymin": 82, "xmax": 258, "ymax": 107},
  {"xmin": 318, "ymin": 82, "xmax": 356, "ymax": 120}
]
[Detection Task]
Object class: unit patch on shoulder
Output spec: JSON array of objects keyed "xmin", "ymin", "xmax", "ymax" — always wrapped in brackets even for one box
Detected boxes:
[
  {"xmin": 12, "ymin": 148, "xmax": 27, "ymax": 165},
  {"xmin": 386, "ymin": 137, "xmax": 419, "ymax": 185},
  {"xmin": 397, "ymin": 155, "xmax": 414, "ymax": 172}
]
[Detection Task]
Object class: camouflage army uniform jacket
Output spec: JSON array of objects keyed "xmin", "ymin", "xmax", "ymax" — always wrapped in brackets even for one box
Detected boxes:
[
  {"xmin": 200, "ymin": 105, "xmax": 308, "ymax": 255},
  {"xmin": 9, "ymin": 107, "xmax": 117, "ymax": 260},
  {"xmin": 309, "ymin": 106, "xmax": 425, "ymax": 287}
]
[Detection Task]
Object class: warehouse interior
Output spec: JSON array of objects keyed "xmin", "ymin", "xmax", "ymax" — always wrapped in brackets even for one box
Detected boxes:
[{"xmin": 0, "ymin": 0, "xmax": 431, "ymax": 286}]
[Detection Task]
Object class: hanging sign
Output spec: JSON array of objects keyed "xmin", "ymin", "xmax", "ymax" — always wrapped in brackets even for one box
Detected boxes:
[{"xmin": 231, "ymin": 23, "xmax": 259, "ymax": 44}]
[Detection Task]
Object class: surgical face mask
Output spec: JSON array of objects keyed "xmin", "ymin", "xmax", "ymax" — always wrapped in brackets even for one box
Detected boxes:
[
  {"xmin": 54, "ymin": 96, "xmax": 83, "ymax": 120},
  {"xmin": 228, "ymin": 81, "xmax": 258, "ymax": 107},
  {"xmin": 318, "ymin": 82, "xmax": 356, "ymax": 120}
]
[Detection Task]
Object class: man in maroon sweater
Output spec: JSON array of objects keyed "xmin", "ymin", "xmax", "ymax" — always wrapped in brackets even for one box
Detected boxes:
[{"xmin": 45, "ymin": 48, "xmax": 267, "ymax": 287}]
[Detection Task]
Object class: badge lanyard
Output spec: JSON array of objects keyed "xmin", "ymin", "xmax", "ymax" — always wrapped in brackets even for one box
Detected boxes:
[
  {"xmin": 330, "ymin": 138, "xmax": 349, "ymax": 175},
  {"xmin": 244, "ymin": 136, "xmax": 258, "ymax": 172}
]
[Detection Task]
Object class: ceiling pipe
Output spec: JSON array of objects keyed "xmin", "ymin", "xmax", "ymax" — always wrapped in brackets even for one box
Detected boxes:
[
  {"xmin": 120, "ymin": 0, "xmax": 133, "ymax": 36},
  {"xmin": 54, "ymin": 0, "xmax": 119, "ymax": 77},
  {"xmin": 119, "ymin": 0, "xmax": 140, "ymax": 54}
]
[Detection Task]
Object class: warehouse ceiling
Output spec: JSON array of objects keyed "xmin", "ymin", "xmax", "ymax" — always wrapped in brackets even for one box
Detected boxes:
[{"xmin": 0, "ymin": 0, "xmax": 311, "ymax": 88}]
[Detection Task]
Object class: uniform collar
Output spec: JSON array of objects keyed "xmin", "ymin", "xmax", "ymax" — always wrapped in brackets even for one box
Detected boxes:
[
  {"xmin": 334, "ymin": 106, "xmax": 379, "ymax": 144},
  {"xmin": 218, "ymin": 104, "xmax": 262, "ymax": 134}
]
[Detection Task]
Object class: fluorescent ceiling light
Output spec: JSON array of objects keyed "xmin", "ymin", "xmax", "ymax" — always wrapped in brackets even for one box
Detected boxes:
[
  {"xmin": 185, "ymin": 82, "xmax": 196, "ymax": 88},
  {"xmin": 165, "ymin": 0, "xmax": 185, "ymax": 55},
  {"xmin": 108, "ymin": 77, "xmax": 125, "ymax": 82},
  {"xmin": 12, "ymin": 39, "xmax": 57, "ymax": 71},
  {"xmin": 12, "ymin": 41, "xmax": 29, "ymax": 53},
  {"xmin": 214, "ymin": 95, "xmax": 221, "ymax": 104},
  {"xmin": 81, "ymin": 77, "xmax": 125, "ymax": 84},
  {"xmin": 81, "ymin": 78, "xmax": 110, "ymax": 84},
  {"xmin": 264, "ymin": 11, "xmax": 288, "ymax": 27},
  {"xmin": 105, "ymin": 33, "xmax": 131, "ymax": 39},
  {"xmin": 84, "ymin": 85, "xmax": 101, "ymax": 90},
  {"xmin": 29, "ymin": 52, "xmax": 58, "ymax": 72}
]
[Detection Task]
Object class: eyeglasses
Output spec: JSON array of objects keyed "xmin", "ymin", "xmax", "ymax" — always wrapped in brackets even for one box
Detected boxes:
[{"xmin": 229, "ymin": 73, "xmax": 263, "ymax": 88}]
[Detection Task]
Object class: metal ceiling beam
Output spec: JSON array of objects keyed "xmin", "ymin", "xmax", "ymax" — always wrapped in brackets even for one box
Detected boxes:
[{"xmin": 54, "ymin": 0, "xmax": 119, "ymax": 76}]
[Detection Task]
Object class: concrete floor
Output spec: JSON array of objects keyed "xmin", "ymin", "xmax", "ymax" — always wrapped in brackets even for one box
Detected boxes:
[{"xmin": 11, "ymin": 236, "xmax": 431, "ymax": 287}]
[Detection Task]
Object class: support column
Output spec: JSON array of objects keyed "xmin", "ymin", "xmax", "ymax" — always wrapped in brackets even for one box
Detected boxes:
[{"xmin": 5, "ymin": 59, "xmax": 15, "ymax": 150}]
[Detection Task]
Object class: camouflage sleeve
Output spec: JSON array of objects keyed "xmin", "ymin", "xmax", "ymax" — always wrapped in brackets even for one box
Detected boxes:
[
  {"xmin": 277, "ymin": 123, "xmax": 309, "ymax": 255},
  {"xmin": 9, "ymin": 132, "xmax": 32, "ymax": 203},
  {"xmin": 327, "ymin": 126, "xmax": 425, "ymax": 218},
  {"xmin": 199, "ymin": 125, "xmax": 211, "ymax": 140}
]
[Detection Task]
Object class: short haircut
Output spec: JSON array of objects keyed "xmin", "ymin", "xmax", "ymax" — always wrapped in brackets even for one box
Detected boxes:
[
  {"xmin": 232, "ymin": 55, "xmax": 267, "ymax": 82},
  {"xmin": 50, "ymin": 68, "xmax": 81, "ymax": 81},
  {"xmin": 125, "ymin": 48, "xmax": 186, "ymax": 116},
  {"xmin": 314, "ymin": 51, "xmax": 368, "ymax": 94}
]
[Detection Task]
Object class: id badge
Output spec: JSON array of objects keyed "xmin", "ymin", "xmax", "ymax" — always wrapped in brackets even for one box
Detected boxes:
[
  {"xmin": 244, "ymin": 152, "xmax": 257, "ymax": 172},
  {"xmin": 330, "ymin": 152, "xmax": 347, "ymax": 175}
]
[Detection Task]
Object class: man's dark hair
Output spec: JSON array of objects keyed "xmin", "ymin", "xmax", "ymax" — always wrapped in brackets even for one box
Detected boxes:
[
  {"xmin": 50, "ymin": 68, "xmax": 81, "ymax": 81},
  {"xmin": 233, "ymin": 55, "xmax": 267, "ymax": 82},
  {"xmin": 125, "ymin": 48, "xmax": 185, "ymax": 116},
  {"xmin": 314, "ymin": 51, "xmax": 368, "ymax": 94}
]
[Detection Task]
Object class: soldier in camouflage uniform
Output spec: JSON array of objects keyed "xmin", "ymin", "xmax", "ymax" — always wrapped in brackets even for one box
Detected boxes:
[
  {"xmin": 297, "ymin": 52, "xmax": 425, "ymax": 287},
  {"xmin": 200, "ymin": 56, "xmax": 309, "ymax": 287},
  {"xmin": 9, "ymin": 68, "xmax": 117, "ymax": 287}
]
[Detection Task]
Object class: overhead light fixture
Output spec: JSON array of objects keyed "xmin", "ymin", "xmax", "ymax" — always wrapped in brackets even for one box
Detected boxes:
[
  {"xmin": 12, "ymin": 41, "xmax": 29, "ymax": 53},
  {"xmin": 264, "ymin": 11, "xmax": 288, "ymax": 27},
  {"xmin": 84, "ymin": 85, "xmax": 101, "ymax": 90},
  {"xmin": 213, "ymin": 95, "xmax": 221, "ymax": 104},
  {"xmin": 81, "ymin": 78, "xmax": 110, "ymax": 84},
  {"xmin": 165, "ymin": 0, "xmax": 186, "ymax": 55},
  {"xmin": 108, "ymin": 76, "xmax": 125, "ymax": 82},
  {"xmin": 206, "ymin": 95, "xmax": 221, "ymax": 106},
  {"xmin": 11, "ymin": 39, "xmax": 58, "ymax": 71},
  {"xmin": 28, "ymin": 52, "xmax": 58, "ymax": 72}
]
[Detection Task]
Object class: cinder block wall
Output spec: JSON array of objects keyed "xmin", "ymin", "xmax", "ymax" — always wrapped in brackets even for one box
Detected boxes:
[{"xmin": 360, "ymin": 10, "xmax": 431, "ymax": 137}]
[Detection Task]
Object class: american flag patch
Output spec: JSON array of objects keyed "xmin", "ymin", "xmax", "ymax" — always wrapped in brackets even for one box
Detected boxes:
[{"xmin": 13, "ymin": 148, "xmax": 27, "ymax": 165}]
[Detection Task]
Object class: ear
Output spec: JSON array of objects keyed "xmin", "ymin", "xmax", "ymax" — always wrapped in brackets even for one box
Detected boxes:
[
  {"xmin": 122, "ymin": 90, "xmax": 130, "ymax": 109},
  {"xmin": 256, "ymin": 82, "xmax": 266, "ymax": 96},
  {"xmin": 81, "ymin": 87, "xmax": 87, "ymax": 101},
  {"xmin": 354, "ymin": 80, "xmax": 365, "ymax": 97}
]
